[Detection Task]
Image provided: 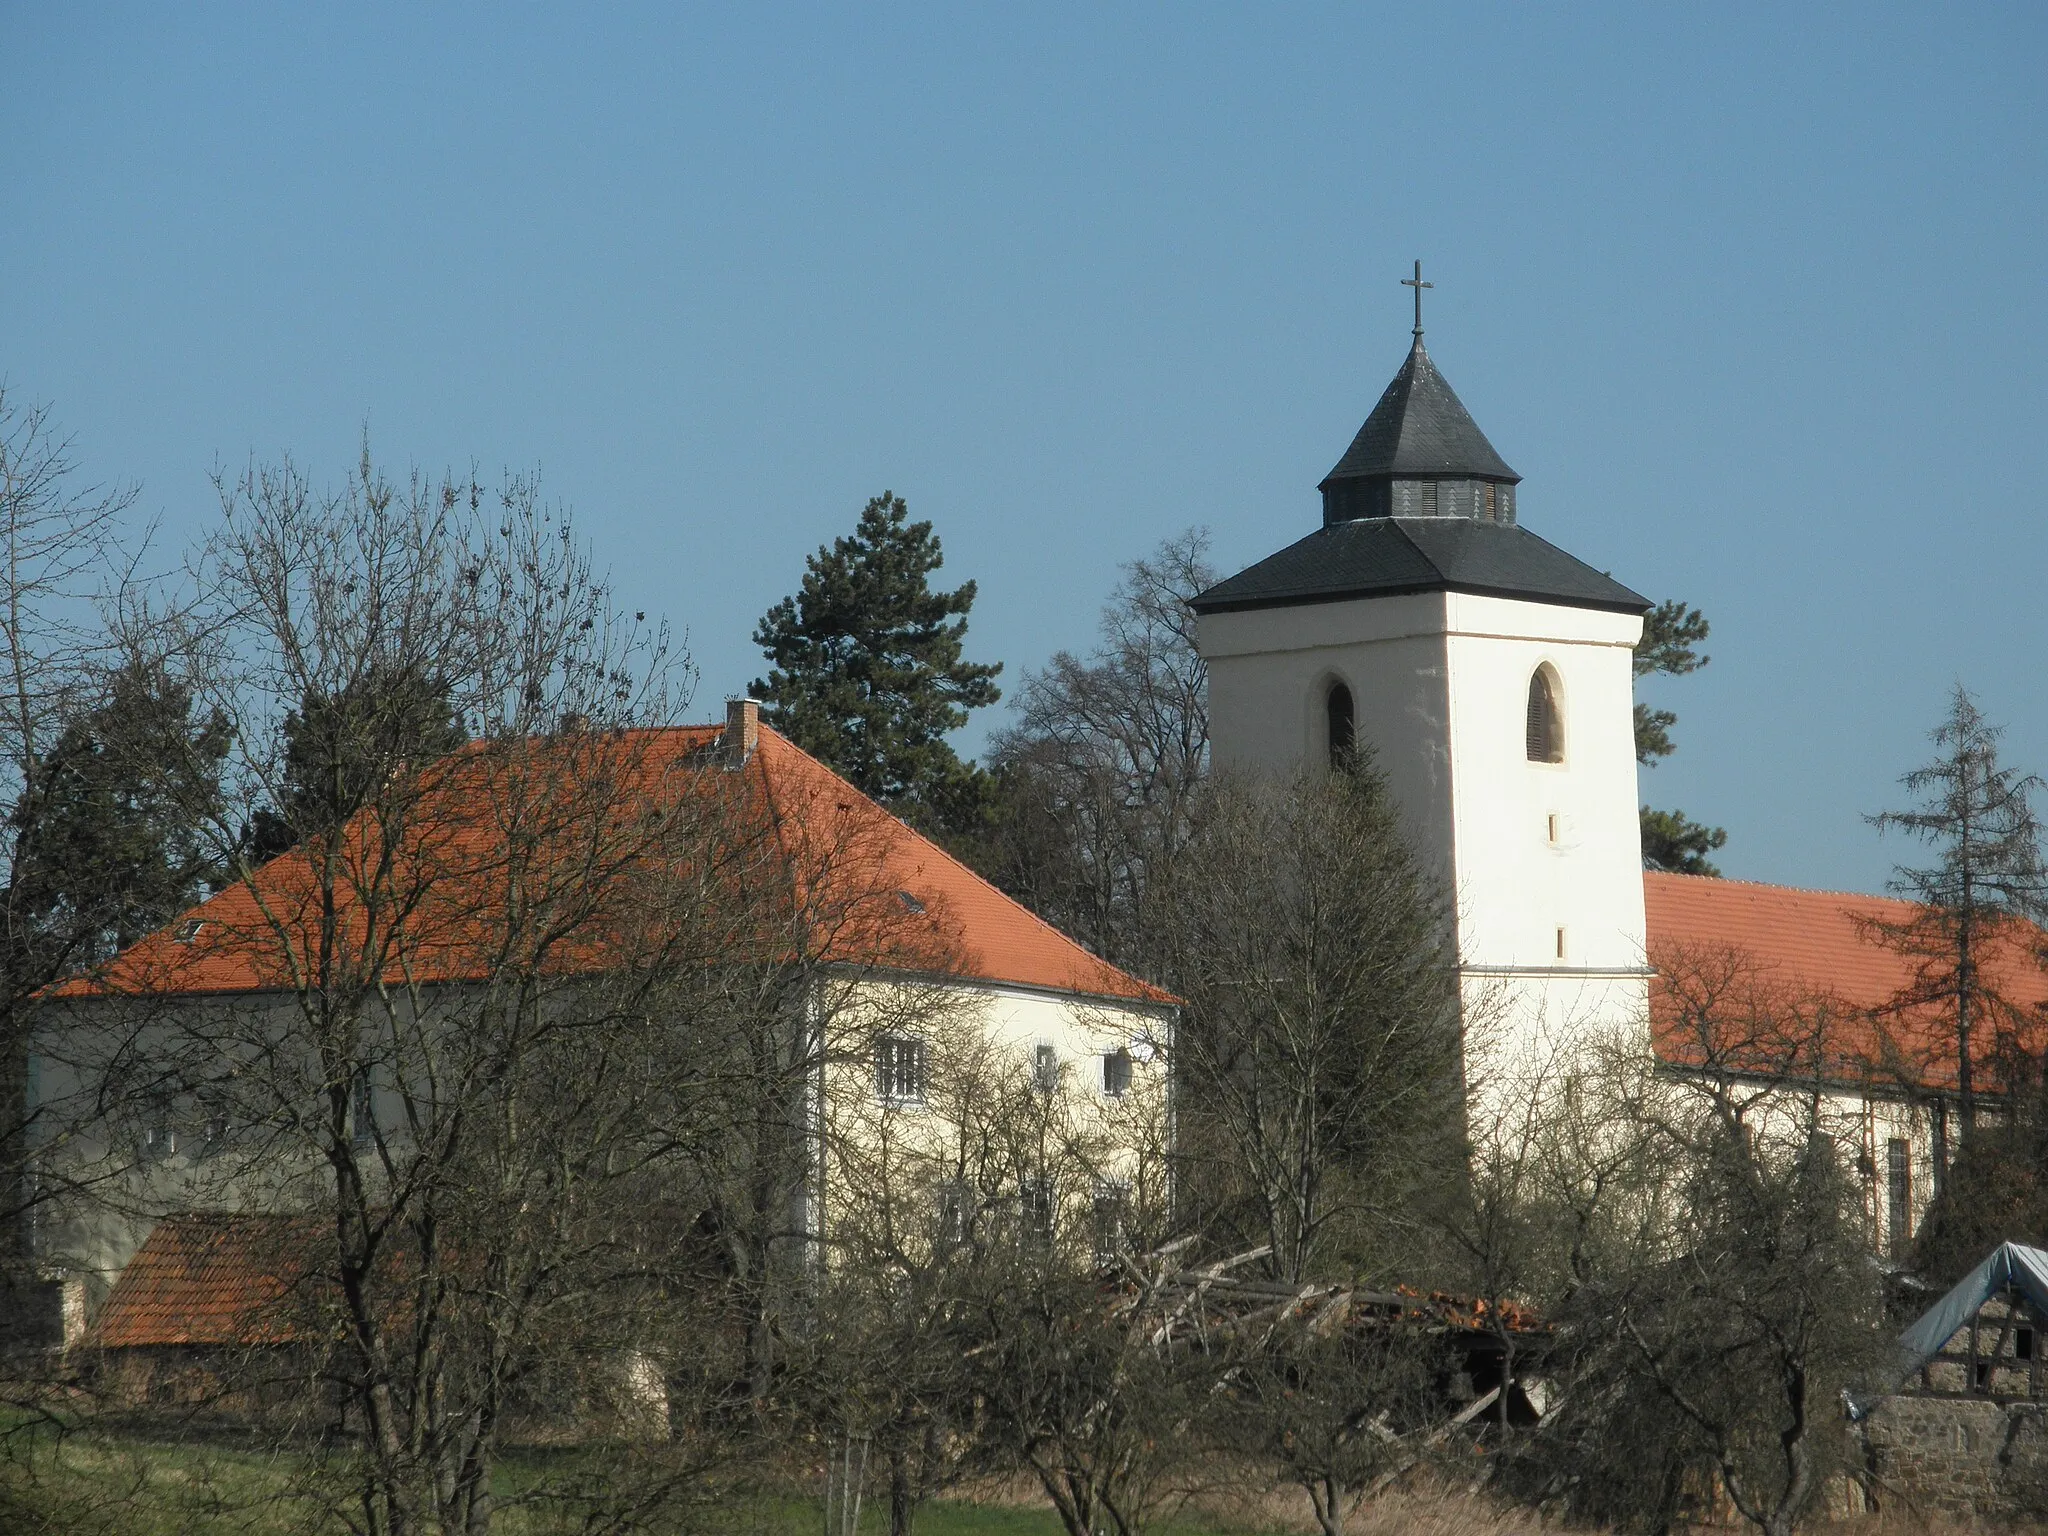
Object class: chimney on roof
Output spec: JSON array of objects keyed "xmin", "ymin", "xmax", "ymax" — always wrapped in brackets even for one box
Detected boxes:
[{"xmin": 724, "ymin": 698, "xmax": 760, "ymax": 767}]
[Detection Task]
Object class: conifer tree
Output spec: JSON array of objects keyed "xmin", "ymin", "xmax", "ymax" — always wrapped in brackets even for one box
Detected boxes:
[
  {"xmin": 751, "ymin": 492, "xmax": 1000, "ymax": 828},
  {"xmin": 1635, "ymin": 599, "xmax": 1729, "ymax": 875},
  {"xmin": 1867, "ymin": 685, "xmax": 2045, "ymax": 1132},
  {"xmin": 9, "ymin": 658, "xmax": 230, "ymax": 964},
  {"xmin": 244, "ymin": 662, "xmax": 465, "ymax": 860}
]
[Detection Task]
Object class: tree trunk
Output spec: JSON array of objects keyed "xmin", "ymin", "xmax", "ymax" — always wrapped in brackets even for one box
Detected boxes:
[
  {"xmin": 1307, "ymin": 1473, "xmax": 1346, "ymax": 1536},
  {"xmin": 889, "ymin": 1455, "xmax": 916, "ymax": 1536}
]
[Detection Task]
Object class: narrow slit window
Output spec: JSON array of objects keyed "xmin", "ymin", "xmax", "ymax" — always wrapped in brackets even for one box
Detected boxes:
[
  {"xmin": 1546, "ymin": 812, "xmax": 1560, "ymax": 845},
  {"xmin": 1887, "ymin": 1138, "xmax": 1912, "ymax": 1259},
  {"xmin": 1326, "ymin": 682, "xmax": 1355, "ymax": 770},
  {"xmin": 1525, "ymin": 667, "xmax": 1563, "ymax": 763},
  {"xmin": 1554, "ymin": 926, "xmax": 1567, "ymax": 960},
  {"xmin": 350, "ymin": 1066, "xmax": 376, "ymax": 1147}
]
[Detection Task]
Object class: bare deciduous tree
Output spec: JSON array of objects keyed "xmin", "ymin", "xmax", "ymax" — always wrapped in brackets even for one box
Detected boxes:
[
  {"xmin": 1513, "ymin": 949, "xmax": 1889, "ymax": 1536},
  {"xmin": 0, "ymin": 387, "xmax": 155, "ymax": 1341},
  {"xmin": 981, "ymin": 529, "xmax": 1213, "ymax": 971}
]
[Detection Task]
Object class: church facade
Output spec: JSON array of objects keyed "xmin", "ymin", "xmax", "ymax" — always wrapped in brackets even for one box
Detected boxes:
[{"xmin": 1192, "ymin": 300, "xmax": 2048, "ymax": 1258}]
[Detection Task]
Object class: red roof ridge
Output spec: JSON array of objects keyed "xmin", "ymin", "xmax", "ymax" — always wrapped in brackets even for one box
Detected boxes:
[{"xmin": 1644, "ymin": 869, "xmax": 1903, "ymax": 906}]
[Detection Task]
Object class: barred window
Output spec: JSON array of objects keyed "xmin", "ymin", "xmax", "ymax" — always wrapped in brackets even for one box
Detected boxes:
[
  {"xmin": 1525, "ymin": 666, "xmax": 1563, "ymax": 763},
  {"xmin": 875, "ymin": 1035, "xmax": 929, "ymax": 1104}
]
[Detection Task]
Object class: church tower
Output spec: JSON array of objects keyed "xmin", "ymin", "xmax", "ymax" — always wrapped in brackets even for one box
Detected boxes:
[{"xmin": 1192, "ymin": 272, "xmax": 1652, "ymax": 1085}]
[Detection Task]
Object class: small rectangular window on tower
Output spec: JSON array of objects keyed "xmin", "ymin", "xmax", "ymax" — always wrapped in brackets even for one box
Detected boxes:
[
  {"xmin": 1554, "ymin": 927, "xmax": 1567, "ymax": 960},
  {"xmin": 1546, "ymin": 813, "xmax": 1559, "ymax": 845}
]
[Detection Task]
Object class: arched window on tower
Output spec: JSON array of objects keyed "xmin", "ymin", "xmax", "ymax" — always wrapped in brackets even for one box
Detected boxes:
[
  {"xmin": 1326, "ymin": 681, "xmax": 1356, "ymax": 770},
  {"xmin": 1525, "ymin": 666, "xmax": 1563, "ymax": 764}
]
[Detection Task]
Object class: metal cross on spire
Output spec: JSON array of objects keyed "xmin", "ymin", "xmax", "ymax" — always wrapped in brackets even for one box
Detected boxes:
[{"xmin": 1401, "ymin": 259, "xmax": 1432, "ymax": 338}]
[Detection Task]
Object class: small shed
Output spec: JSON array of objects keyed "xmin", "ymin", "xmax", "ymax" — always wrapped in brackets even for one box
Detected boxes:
[
  {"xmin": 1857, "ymin": 1242, "xmax": 2048, "ymax": 1520},
  {"xmin": 86, "ymin": 1213, "xmax": 323, "ymax": 1411}
]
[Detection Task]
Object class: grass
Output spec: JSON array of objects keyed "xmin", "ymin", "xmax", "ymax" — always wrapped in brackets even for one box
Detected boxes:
[
  {"xmin": 0, "ymin": 1414, "xmax": 1281, "ymax": 1536},
  {"xmin": 19, "ymin": 1416, "xmax": 1978, "ymax": 1536}
]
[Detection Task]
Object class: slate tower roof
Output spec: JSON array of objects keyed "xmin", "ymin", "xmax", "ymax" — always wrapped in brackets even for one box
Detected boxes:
[
  {"xmin": 1194, "ymin": 314, "xmax": 1648, "ymax": 619},
  {"xmin": 1322, "ymin": 334, "xmax": 1520, "ymax": 488}
]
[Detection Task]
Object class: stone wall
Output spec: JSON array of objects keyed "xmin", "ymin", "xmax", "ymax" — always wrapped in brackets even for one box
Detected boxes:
[{"xmin": 1861, "ymin": 1394, "xmax": 2048, "ymax": 1521}]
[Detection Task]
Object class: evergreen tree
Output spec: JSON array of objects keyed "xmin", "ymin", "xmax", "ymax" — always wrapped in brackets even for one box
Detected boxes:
[
  {"xmin": 1639, "ymin": 806, "xmax": 1728, "ymax": 877},
  {"xmin": 1867, "ymin": 684, "xmax": 2045, "ymax": 1133},
  {"xmin": 8, "ymin": 658, "xmax": 229, "ymax": 970},
  {"xmin": 751, "ymin": 492, "xmax": 1000, "ymax": 829},
  {"xmin": 245, "ymin": 663, "xmax": 465, "ymax": 861},
  {"xmin": 1161, "ymin": 759, "xmax": 1463, "ymax": 1284},
  {"xmin": 1635, "ymin": 599, "xmax": 1729, "ymax": 875}
]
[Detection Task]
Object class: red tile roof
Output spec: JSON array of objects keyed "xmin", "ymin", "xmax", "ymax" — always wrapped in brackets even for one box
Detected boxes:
[
  {"xmin": 1643, "ymin": 871, "xmax": 2048, "ymax": 1092},
  {"xmin": 58, "ymin": 724, "xmax": 1168, "ymax": 1007},
  {"xmin": 91, "ymin": 1215, "xmax": 316, "ymax": 1348}
]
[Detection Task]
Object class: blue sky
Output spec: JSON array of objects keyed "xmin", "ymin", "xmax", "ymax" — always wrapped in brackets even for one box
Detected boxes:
[{"xmin": 4, "ymin": 4, "xmax": 2044, "ymax": 895}]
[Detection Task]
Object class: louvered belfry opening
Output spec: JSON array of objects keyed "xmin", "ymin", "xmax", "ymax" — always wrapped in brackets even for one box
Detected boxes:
[
  {"xmin": 1526, "ymin": 668, "xmax": 1562, "ymax": 763},
  {"xmin": 1326, "ymin": 682, "xmax": 1355, "ymax": 769}
]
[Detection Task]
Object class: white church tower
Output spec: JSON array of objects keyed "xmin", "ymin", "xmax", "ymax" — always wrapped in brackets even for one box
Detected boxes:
[{"xmin": 1192, "ymin": 273, "xmax": 1652, "ymax": 1090}]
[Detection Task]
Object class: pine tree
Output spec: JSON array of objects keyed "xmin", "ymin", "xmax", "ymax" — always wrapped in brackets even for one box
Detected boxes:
[
  {"xmin": 751, "ymin": 492, "xmax": 1001, "ymax": 828},
  {"xmin": 1867, "ymin": 685, "xmax": 2046, "ymax": 1132},
  {"xmin": 1634, "ymin": 599, "xmax": 1729, "ymax": 875},
  {"xmin": 245, "ymin": 663, "xmax": 465, "ymax": 861},
  {"xmin": 8, "ymin": 658, "xmax": 230, "ymax": 970}
]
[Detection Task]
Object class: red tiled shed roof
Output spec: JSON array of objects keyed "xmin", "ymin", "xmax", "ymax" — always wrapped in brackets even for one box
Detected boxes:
[
  {"xmin": 1643, "ymin": 871, "xmax": 2048, "ymax": 1092},
  {"xmin": 91, "ymin": 1215, "xmax": 316, "ymax": 1348},
  {"xmin": 57, "ymin": 723, "xmax": 1168, "ymax": 1008}
]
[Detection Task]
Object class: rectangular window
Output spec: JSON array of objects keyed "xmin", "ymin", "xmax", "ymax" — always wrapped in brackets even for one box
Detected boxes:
[
  {"xmin": 935, "ymin": 1182, "xmax": 969, "ymax": 1248},
  {"xmin": 875, "ymin": 1035, "xmax": 928, "ymax": 1104},
  {"xmin": 197, "ymin": 1116, "xmax": 230, "ymax": 1159},
  {"xmin": 1101, "ymin": 1048, "xmax": 1133, "ymax": 1098},
  {"xmin": 1091, "ymin": 1181, "xmax": 1129, "ymax": 1268},
  {"xmin": 1546, "ymin": 813, "xmax": 1560, "ymax": 845},
  {"xmin": 1555, "ymin": 926, "xmax": 1568, "ymax": 960},
  {"xmin": 1019, "ymin": 1175, "xmax": 1054, "ymax": 1247},
  {"xmin": 350, "ymin": 1067, "xmax": 376, "ymax": 1147},
  {"xmin": 1931, "ymin": 1101, "xmax": 1949, "ymax": 1195},
  {"xmin": 1887, "ymin": 1138, "xmax": 1912, "ymax": 1259},
  {"xmin": 2018, "ymin": 1327, "xmax": 2035, "ymax": 1362},
  {"xmin": 1032, "ymin": 1043, "xmax": 1059, "ymax": 1095}
]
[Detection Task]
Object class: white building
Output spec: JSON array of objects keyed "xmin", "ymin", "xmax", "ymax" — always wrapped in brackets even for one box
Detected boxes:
[
  {"xmin": 1194, "ymin": 320, "xmax": 1651, "ymax": 1096},
  {"xmin": 1191, "ymin": 307, "xmax": 2048, "ymax": 1253}
]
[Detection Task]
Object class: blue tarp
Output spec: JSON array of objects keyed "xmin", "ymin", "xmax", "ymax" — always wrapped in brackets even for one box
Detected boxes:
[{"xmin": 1896, "ymin": 1241, "xmax": 2048, "ymax": 1383}]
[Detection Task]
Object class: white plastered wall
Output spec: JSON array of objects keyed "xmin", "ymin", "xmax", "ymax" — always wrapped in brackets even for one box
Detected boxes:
[
  {"xmin": 812, "ymin": 977, "xmax": 1171, "ymax": 1259},
  {"xmin": 1200, "ymin": 587, "xmax": 1650, "ymax": 1099}
]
